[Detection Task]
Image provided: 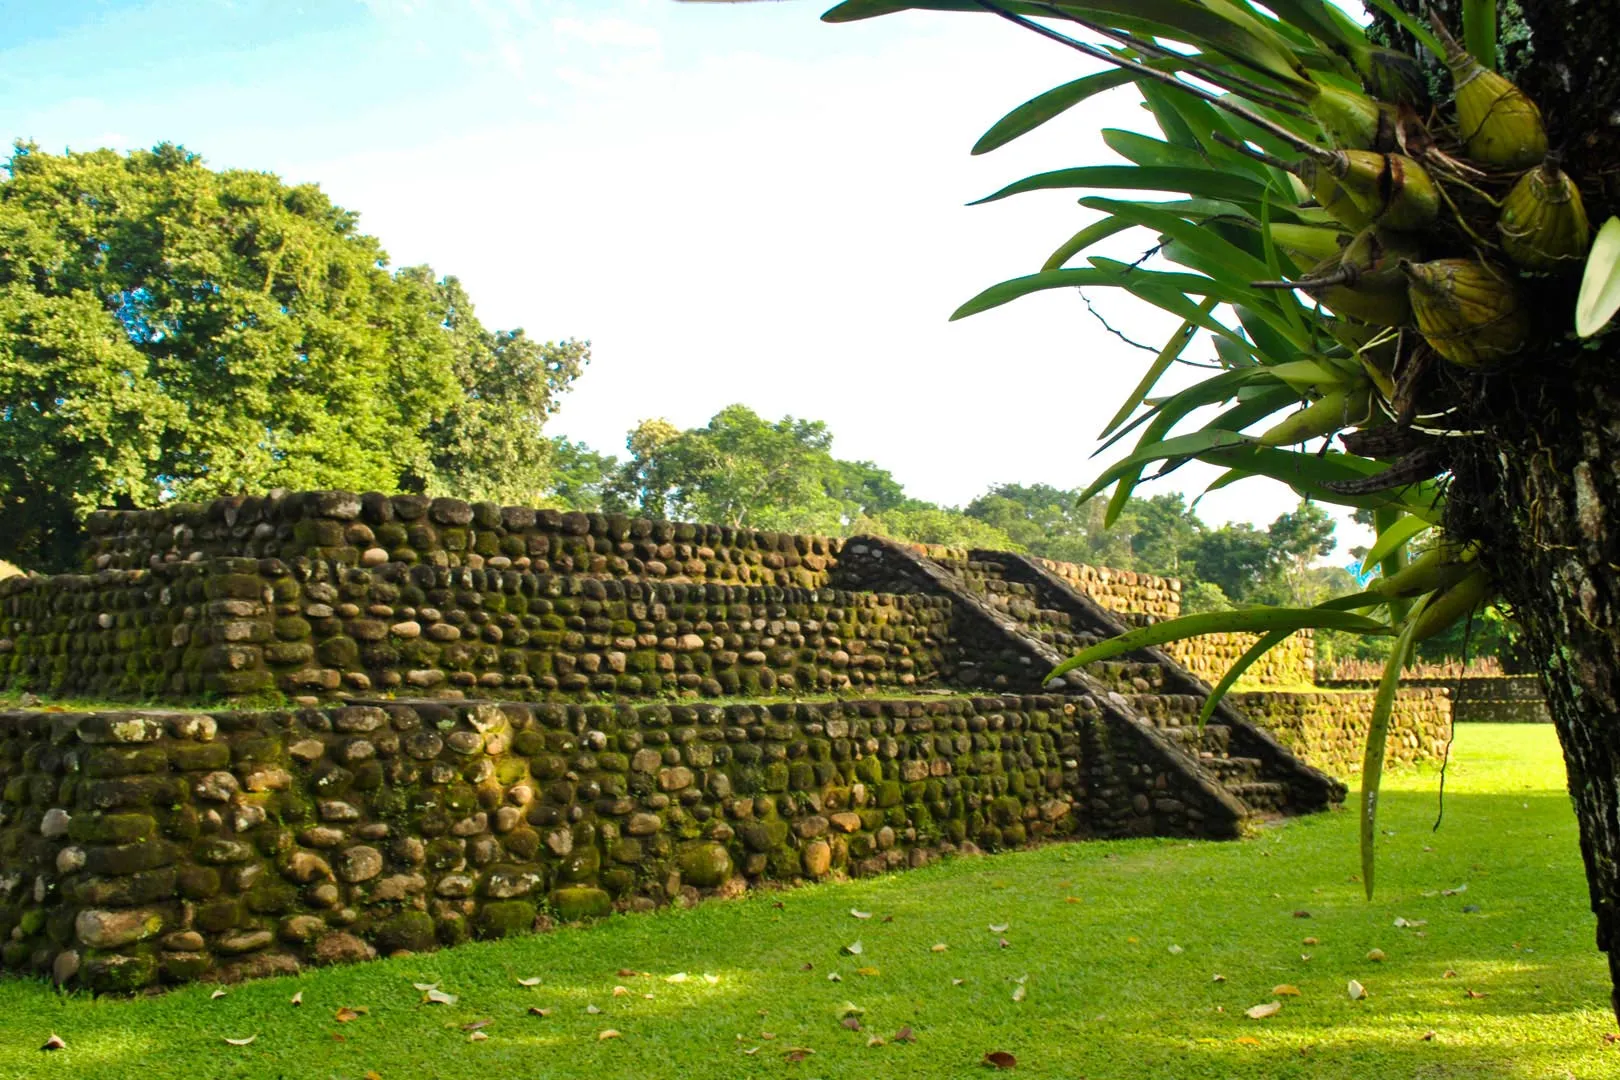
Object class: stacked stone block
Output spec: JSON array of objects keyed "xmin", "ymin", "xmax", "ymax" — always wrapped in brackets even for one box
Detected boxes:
[{"xmin": 0, "ymin": 694, "xmax": 1237, "ymax": 991}]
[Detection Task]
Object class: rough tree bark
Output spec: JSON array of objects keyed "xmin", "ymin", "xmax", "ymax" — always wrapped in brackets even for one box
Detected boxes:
[{"xmin": 1385, "ymin": 0, "xmax": 1620, "ymax": 1024}]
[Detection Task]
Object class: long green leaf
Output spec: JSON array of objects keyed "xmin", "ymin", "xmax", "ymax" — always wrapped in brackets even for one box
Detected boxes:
[
  {"xmin": 1360, "ymin": 513, "xmax": 1432, "ymax": 578},
  {"xmin": 1462, "ymin": 0, "xmax": 1497, "ymax": 72},
  {"xmin": 1050, "ymin": 605, "xmax": 1390, "ymax": 679},
  {"xmin": 1043, "ymin": 217, "xmax": 1135, "ymax": 271},
  {"xmin": 1195, "ymin": 445, "xmax": 1446, "ymax": 520},
  {"xmin": 1078, "ymin": 197, "xmax": 1277, "ymax": 293},
  {"xmin": 975, "ymin": 69, "xmax": 1143, "ymax": 155},
  {"xmin": 1361, "ymin": 593, "xmax": 1428, "ymax": 899},
  {"xmin": 1099, "ymin": 298, "xmax": 1217, "ymax": 438},
  {"xmin": 1196, "ymin": 627, "xmax": 1291, "ymax": 729},
  {"xmin": 971, "ymin": 166, "xmax": 1266, "ymax": 206}
]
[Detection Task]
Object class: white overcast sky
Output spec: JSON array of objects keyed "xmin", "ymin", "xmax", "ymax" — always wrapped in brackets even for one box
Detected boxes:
[{"xmin": 4, "ymin": 0, "xmax": 1371, "ymax": 556}]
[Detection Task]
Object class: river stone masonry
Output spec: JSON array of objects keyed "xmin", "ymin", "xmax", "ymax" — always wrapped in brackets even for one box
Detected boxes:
[{"xmin": 0, "ymin": 694, "xmax": 1237, "ymax": 992}]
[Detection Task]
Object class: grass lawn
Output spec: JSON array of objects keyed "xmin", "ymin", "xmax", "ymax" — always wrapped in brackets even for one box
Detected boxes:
[{"xmin": 0, "ymin": 723, "xmax": 1611, "ymax": 1079}]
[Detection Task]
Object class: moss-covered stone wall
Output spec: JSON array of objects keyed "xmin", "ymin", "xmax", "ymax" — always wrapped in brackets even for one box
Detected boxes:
[
  {"xmin": 82, "ymin": 493, "xmax": 841, "ymax": 586},
  {"xmin": 1, "ymin": 558, "xmax": 965, "ymax": 704},
  {"xmin": 1229, "ymin": 688, "xmax": 1452, "ymax": 779},
  {"xmin": 0, "ymin": 694, "xmax": 1239, "ymax": 991},
  {"xmin": 1165, "ymin": 630, "xmax": 1316, "ymax": 689}
]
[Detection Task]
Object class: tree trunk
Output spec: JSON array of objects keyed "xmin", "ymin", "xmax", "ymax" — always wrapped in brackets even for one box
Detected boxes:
[{"xmin": 1397, "ymin": 0, "xmax": 1620, "ymax": 1024}]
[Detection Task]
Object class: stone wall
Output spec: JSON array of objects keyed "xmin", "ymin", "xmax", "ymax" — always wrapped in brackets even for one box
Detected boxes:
[
  {"xmin": 0, "ymin": 694, "xmax": 1241, "ymax": 991},
  {"xmin": 1229, "ymin": 688, "xmax": 1453, "ymax": 779},
  {"xmin": 1319, "ymin": 675, "xmax": 1548, "ymax": 723},
  {"xmin": 82, "ymin": 492, "xmax": 840, "ymax": 587},
  {"xmin": 0, "ymin": 559, "xmax": 958, "ymax": 704},
  {"xmin": 1031, "ymin": 557, "xmax": 1181, "ymax": 625},
  {"xmin": 1165, "ymin": 630, "xmax": 1317, "ymax": 689}
]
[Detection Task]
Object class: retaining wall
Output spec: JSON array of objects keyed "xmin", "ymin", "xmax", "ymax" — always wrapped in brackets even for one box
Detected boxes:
[
  {"xmin": 1319, "ymin": 675, "xmax": 1547, "ymax": 723},
  {"xmin": 0, "ymin": 694, "xmax": 1238, "ymax": 991},
  {"xmin": 1230, "ymin": 688, "xmax": 1453, "ymax": 778}
]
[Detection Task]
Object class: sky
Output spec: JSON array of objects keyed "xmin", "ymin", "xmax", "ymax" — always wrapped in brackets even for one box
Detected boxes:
[{"xmin": 1, "ymin": 0, "xmax": 1371, "ymax": 553}]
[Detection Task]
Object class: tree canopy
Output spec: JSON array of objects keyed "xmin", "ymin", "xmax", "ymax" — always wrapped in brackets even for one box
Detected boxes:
[{"xmin": 0, "ymin": 142, "xmax": 584, "ymax": 569}]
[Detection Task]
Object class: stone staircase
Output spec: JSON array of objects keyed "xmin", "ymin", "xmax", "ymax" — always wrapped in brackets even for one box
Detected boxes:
[{"xmin": 842, "ymin": 541, "xmax": 1343, "ymax": 822}]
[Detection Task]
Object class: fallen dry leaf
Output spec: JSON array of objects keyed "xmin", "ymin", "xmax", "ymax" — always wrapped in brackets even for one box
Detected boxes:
[
  {"xmin": 597, "ymin": 1029, "xmax": 621, "ymax": 1041},
  {"xmin": 586, "ymin": 1004, "xmax": 602, "ymax": 1015},
  {"xmin": 1443, "ymin": 970, "xmax": 1459, "ymax": 979},
  {"xmin": 616, "ymin": 969, "xmax": 640, "ymax": 978},
  {"xmin": 1167, "ymin": 944, "xmax": 1184, "ymax": 955},
  {"xmin": 1465, "ymin": 988, "xmax": 1488, "ymax": 999},
  {"xmin": 665, "ymin": 972, "xmax": 689, "ymax": 984},
  {"xmin": 423, "ymin": 989, "xmax": 457, "ymax": 1006},
  {"xmin": 1065, "ymin": 897, "xmax": 1081, "ymax": 904},
  {"xmin": 1348, "ymin": 980, "xmax": 1367, "ymax": 1001},
  {"xmin": 1301, "ymin": 954, "xmax": 1313, "ymax": 962},
  {"xmin": 851, "ymin": 909, "xmax": 872, "ymax": 920},
  {"xmin": 517, "ymin": 977, "xmax": 542, "ymax": 987},
  {"xmin": 703, "ymin": 974, "xmax": 720, "ymax": 985},
  {"xmin": 461, "ymin": 1019, "xmax": 493, "ymax": 1032},
  {"xmin": 290, "ymin": 991, "xmax": 303, "ymax": 1007},
  {"xmin": 801, "ymin": 963, "xmax": 814, "ymax": 971},
  {"xmin": 983, "ymin": 1050, "xmax": 1017, "ymax": 1069},
  {"xmin": 761, "ymin": 1032, "xmax": 776, "ymax": 1040},
  {"xmin": 841, "ymin": 1017, "xmax": 862, "ymax": 1032},
  {"xmin": 335, "ymin": 1006, "xmax": 367, "ymax": 1022},
  {"xmin": 1011, "ymin": 984, "xmax": 1026, "ymax": 1003},
  {"xmin": 1601, "ymin": 1032, "xmax": 1619, "ymax": 1044},
  {"xmin": 988, "ymin": 923, "xmax": 1009, "ymax": 933},
  {"xmin": 837, "ymin": 1001, "xmax": 865, "ymax": 1019},
  {"xmin": 843, "ymin": 941, "xmax": 864, "ymax": 956},
  {"xmin": 411, "ymin": 982, "xmax": 438, "ymax": 992},
  {"xmin": 1421, "ymin": 1030, "xmax": 1437, "ymax": 1041},
  {"xmin": 1212, "ymin": 974, "xmax": 1226, "ymax": 983},
  {"xmin": 1366, "ymin": 949, "xmax": 1387, "ymax": 962},
  {"xmin": 528, "ymin": 1007, "xmax": 552, "ymax": 1017},
  {"xmin": 612, "ymin": 986, "xmax": 630, "ymax": 997},
  {"xmin": 866, "ymin": 1035, "xmax": 885, "ymax": 1047},
  {"xmin": 931, "ymin": 944, "xmax": 948, "ymax": 953},
  {"xmin": 467, "ymin": 1031, "xmax": 489, "ymax": 1043},
  {"xmin": 742, "ymin": 1046, "xmax": 761, "ymax": 1056},
  {"xmin": 1293, "ymin": 911, "xmax": 1312, "ymax": 919},
  {"xmin": 1235, "ymin": 1036, "xmax": 1261, "ymax": 1046},
  {"xmin": 855, "ymin": 967, "xmax": 880, "ymax": 977},
  {"xmin": 827, "ymin": 972, "xmax": 842, "ymax": 983},
  {"xmin": 882, "ymin": 915, "xmax": 894, "ymax": 924},
  {"xmin": 895, "ymin": 1026, "xmax": 916, "ymax": 1043},
  {"xmin": 1125, "ymin": 936, "xmax": 1139, "ymax": 944},
  {"xmin": 211, "ymin": 989, "xmax": 227, "ymax": 1000},
  {"xmin": 41, "ymin": 1034, "xmax": 66, "ymax": 1052},
  {"xmin": 998, "ymin": 938, "xmax": 1011, "ymax": 949},
  {"xmin": 952, "ymin": 978, "xmax": 965, "ymax": 986},
  {"xmin": 1246, "ymin": 1002, "xmax": 1282, "ymax": 1019},
  {"xmin": 1302, "ymin": 937, "xmax": 1319, "ymax": 946},
  {"xmin": 1394, "ymin": 917, "xmax": 1428, "ymax": 929},
  {"xmin": 223, "ymin": 1036, "xmax": 257, "ymax": 1046},
  {"xmin": 783, "ymin": 1047, "xmax": 815, "ymax": 1063},
  {"xmin": 1272, "ymin": 985, "xmax": 1301, "ymax": 997}
]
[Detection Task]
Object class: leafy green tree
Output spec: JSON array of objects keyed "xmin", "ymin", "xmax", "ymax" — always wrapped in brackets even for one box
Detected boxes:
[
  {"xmin": 0, "ymin": 142, "xmax": 583, "ymax": 569},
  {"xmin": 544, "ymin": 436, "xmax": 622, "ymax": 513},
  {"xmin": 862, "ymin": 505, "xmax": 1022, "ymax": 550}
]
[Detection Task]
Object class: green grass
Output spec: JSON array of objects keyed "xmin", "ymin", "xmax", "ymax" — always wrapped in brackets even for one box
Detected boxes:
[{"xmin": 0, "ymin": 724, "xmax": 1612, "ymax": 1079}]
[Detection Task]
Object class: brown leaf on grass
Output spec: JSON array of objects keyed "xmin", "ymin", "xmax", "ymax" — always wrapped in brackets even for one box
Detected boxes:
[
  {"xmin": 783, "ymin": 1047, "xmax": 815, "ymax": 1063},
  {"xmin": 894, "ymin": 1027, "xmax": 916, "ymax": 1043},
  {"xmin": 801, "ymin": 963, "xmax": 814, "ymax": 971},
  {"xmin": 597, "ymin": 1029, "xmax": 621, "ymax": 1041},
  {"xmin": 41, "ymin": 1034, "xmax": 66, "ymax": 1052},
  {"xmin": 467, "ymin": 1031, "xmax": 489, "ymax": 1043},
  {"xmin": 882, "ymin": 915, "xmax": 895, "ymax": 924},
  {"xmin": 364, "ymin": 1072, "xmax": 382, "ymax": 1080},
  {"xmin": 998, "ymin": 938, "xmax": 1011, "ymax": 949},
  {"xmin": 1421, "ymin": 1031, "xmax": 1437, "ymax": 1041},
  {"xmin": 223, "ymin": 1036, "xmax": 257, "ymax": 1046},
  {"xmin": 1272, "ymin": 985, "xmax": 1301, "ymax": 997},
  {"xmin": 1246, "ymin": 1002, "xmax": 1282, "ymax": 1019},
  {"xmin": 841, "ymin": 1017, "xmax": 862, "ymax": 1032},
  {"xmin": 1293, "ymin": 911, "xmax": 1312, "ymax": 919},
  {"xmin": 1442, "ymin": 970, "xmax": 1459, "ymax": 979},
  {"xmin": 617, "ymin": 968, "xmax": 642, "ymax": 977},
  {"xmin": 760, "ymin": 1032, "xmax": 776, "ymax": 1040},
  {"xmin": 528, "ymin": 1007, "xmax": 552, "ymax": 1017},
  {"xmin": 983, "ymin": 1050, "xmax": 1017, "ymax": 1069},
  {"xmin": 1302, "ymin": 937, "xmax": 1319, "ymax": 946},
  {"xmin": 612, "ymin": 985, "xmax": 630, "ymax": 996},
  {"xmin": 1235, "ymin": 1036, "xmax": 1261, "ymax": 1046},
  {"xmin": 931, "ymin": 944, "xmax": 948, "ymax": 953},
  {"xmin": 1601, "ymin": 1032, "xmax": 1619, "ymax": 1044},
  {"xmin": 1366, "ymin": 949, "xmax": 1387, "ymax": 962},
  {"xmin": 335, "ymin": 1007, "xmax": 368, "ymax": 1022},
  {"xmin": 1065, "ymin": 897, "xmax": 1080, "ymax": 904},
  {"xmin": 1465, "ymin": 988, "xmax": 1488, "ymax": 999},
  {"xmin": 461, "ymin": 1019, "xmax": 493, "ymax": 1032}
]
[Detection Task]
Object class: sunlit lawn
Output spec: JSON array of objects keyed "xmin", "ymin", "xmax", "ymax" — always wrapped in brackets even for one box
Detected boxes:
[{"xmin": 0, "ymin": 724, "xmax": 1610, "ymax": 1079}]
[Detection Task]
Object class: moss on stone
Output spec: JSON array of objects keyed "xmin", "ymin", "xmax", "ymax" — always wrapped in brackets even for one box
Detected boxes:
[
  {"xmin": 375, "ymin": 911, "xmax": 436, "ymax": 953},
  {"xmin": 474, "ymin": 900, "xmax": 536, "ymax": 940}
]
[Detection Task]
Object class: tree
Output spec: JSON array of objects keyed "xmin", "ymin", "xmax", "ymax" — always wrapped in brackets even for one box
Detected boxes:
[
  {"xmin": 807, "ymin": 0, "xmax": 1620, "ymax": 1015},
  {"xmin": 0, "ymin": 143, "xmax": 583, "ymax": 569},
  {"xmin": 543, "ymin": 436, "xmax": 622, "ymax": 513}
]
